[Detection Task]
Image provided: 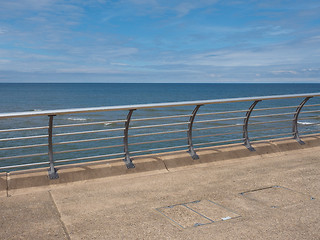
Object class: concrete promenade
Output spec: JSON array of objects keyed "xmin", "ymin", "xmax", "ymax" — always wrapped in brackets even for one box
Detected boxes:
[{"xmin": 1, "ymin": 136, "xmax": 320, "ymax": 239}]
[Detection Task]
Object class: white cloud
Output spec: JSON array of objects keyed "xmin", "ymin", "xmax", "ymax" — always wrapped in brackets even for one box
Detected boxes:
[
  {"xmin": 56, "ymin": 67, "xmax": 123, "ymax": 74},
  {"xmin": 0, "ymin": 59, "xmax": 11, "ymax": 63},
  {"xmin": 271, "ymin": 70, "xmax": 298, "ymax": 75},
  {"xmin": 0, "ymin": 28, "xmax": 6, "ymax": 34},
  {"xmin": 111, "ymin": 62, "xmax": 129, "ymax": 66},
  {"xmin": 0, "ymin": 0, "xmax": 319, "ymax": 83}
]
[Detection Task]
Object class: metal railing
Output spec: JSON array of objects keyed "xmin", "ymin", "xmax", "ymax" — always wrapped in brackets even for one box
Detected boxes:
[{"xmin": 1, "ymin": 93, "xmax": 320, "ymax": 179}]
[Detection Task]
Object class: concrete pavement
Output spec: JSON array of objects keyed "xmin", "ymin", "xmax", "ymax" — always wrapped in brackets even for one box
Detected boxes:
[{"xmin": 1, "ymin": 136, "xmax": 320, "ymax": 239}]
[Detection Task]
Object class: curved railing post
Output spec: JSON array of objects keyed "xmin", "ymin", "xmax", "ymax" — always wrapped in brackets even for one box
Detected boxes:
[
  {"xmin": 123, "ymin": 109, "xmax": 135, "ymax": 168},
  {"xmin": 188, "ymin": 105, "xmax": 202, "ymax": 160},
  {"xmin": 243, "ymin": 100, "xmax": 261, "ymax": 151},
  {"xmin": 48, "ymin": 115, "xmax": 59, "ymax": 179},
  {"xmin": 293, "ymin": 97, "xmax": 312, "ymax": 144}
]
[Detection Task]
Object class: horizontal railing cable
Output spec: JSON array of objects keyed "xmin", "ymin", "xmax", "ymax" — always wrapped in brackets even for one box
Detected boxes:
[
  {"xmin": 253, "ymin": 105, "xmax": 297, "ymax": 111},
  {"xmin": 55, "ymin": 152, "xmax": 125, "ymax": 164},
  {"xmin": 0, "ymin": 152, "xmax": 48, "ymax": 161},
  {"xmin": 128, "ymin": 137, "xmax": 188, "ymax": 146},
  {"xmin": 53, "ymin": 135, "xmax": 123, "ymax": 145},
  {"xmin": 250, "ymin": 132, "xmax": 292, "ymax": 140},
  {"xmin": 300, "ymin": 110, "xmax": 320, "ymax": 114},
  {"xmin": 250, "ymin": 136, "xmax": 293, "ymax": 143},
  {"xmin": 0, "ymin": 161, "xmax": 50, "ymax": 170},
  {"xmin": 304, "ymin": 104, "xmax": 320, "ymax": 108},
  {"xmin": 195, "ymin": 116, "xmax": 244, "ymax": 124},
  {"xmin": 53, "ymin": 144, "xmax": 124, "ymax": 155},
  {"xmin": 193, "ymin": 124, "xmax": 243, "ymax": 132},
  {"xmin": 249, "ymin": 119, "xmax": 292, "ymax": 126},
  {"xmin": 54, "ymin": 120, "xmax": 125, "ymax": 128},
  {"xmin": 53, "ymin": 128, "xmax": 124, "ymax": 137},
  {"xmin": 130, "ymin": 145, "xmax": 189, "ymax": 155},
  {"xmin": 248, "ymin": 126, "xmax": 291, "ymax": 133},
  {"xmin": 299, "ymin": 117, "xmax": 320, "ymax": 121},
  {"xmin": 193, "ymin": 138, "xmax": 244, "ymax": 147},
  {"xmin": 129, "ymin": 129, "xmax": 187, "ymax": 138},
  {"xmin": 250, "ymin": 112, "xmax": 295, "ymax": 119},
  {"xmin": 196, "ymin": 109, "xmax": 249, "ymax": 116},
  {"xmin": 300, "ymin": 130, "xmax": 320, "ymax": 135},
  {"xmin": 131, "ymin": 114, "xmax": 192, "ymax": 122},
  {"xmin": 130, "ymin": 121, "xmax": 188, "ymax": 130},
  {"xmin": 0, "ymin": 143, "xmax": 48, "ymax": 151},
  {"xmin": 193, "ymin": 131, "xmax": 243, "ymax": 139},
  {"xmin": 0, "ymin": 126, "xmax": 48, "ymax": 133},
  {"xmin": 0, "ymin": 134, "xmax": 48, "ymax": 142}
]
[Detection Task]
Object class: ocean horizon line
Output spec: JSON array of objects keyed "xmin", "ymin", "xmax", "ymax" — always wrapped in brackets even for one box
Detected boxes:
[{"xmin": 1, "ymin": 82, "xmax": 320, "ymax": 84}]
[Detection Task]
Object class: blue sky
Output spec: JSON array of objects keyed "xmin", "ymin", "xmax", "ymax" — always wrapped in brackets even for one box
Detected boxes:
[{"xmin": 0, "ymin": 0, "xmax": 320, "ymax": 83}]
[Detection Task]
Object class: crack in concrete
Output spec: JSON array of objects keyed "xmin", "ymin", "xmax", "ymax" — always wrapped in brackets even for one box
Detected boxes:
[
  {"xmin": 6, "ymin": 172, "xmax": 10, "ymax": 197},
  {"xmin": 48, "ymin": 190, "xmax": 71, "ymax": 240},
  {"xmin": 153, "ymin": 156, "xmax": 169, "ymax": 172}
]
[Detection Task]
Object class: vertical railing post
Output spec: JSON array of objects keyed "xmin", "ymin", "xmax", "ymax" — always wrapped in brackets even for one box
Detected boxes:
[
  {"xmin": 48, "ymin": 115, "xmax": 59, "ymax": 179},
  {"xmin": 123, "ymin": 109, "xmax": 135, "ymax": 168},
  {"xmin": 293, "ymin": 97, "xmax": 312, "ymax": 144},
  {"xmin": 243, "ymin": 100, "xmax": 261, "ymax": 151},
  {"xmin": 188, "ymin": 105, "xmax": 202, "ymax": 160}
]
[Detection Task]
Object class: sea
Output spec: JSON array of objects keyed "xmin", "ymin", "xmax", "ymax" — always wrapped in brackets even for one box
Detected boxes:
[
  {"xmin": 1, "ymin": 83, "xmax": 320, "ymax": 170},
  {"xmin": 1, "ymin": 83, "xmax": 320, "ymax": 113}
]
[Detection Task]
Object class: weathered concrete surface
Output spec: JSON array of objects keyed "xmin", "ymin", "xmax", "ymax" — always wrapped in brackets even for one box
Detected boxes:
[
  {"xmin": 5, "ymin": 156, "xmax": 168, "ymax": 193},
  {"xmin": 3, "ymin": 135, "xmax": 320, "ymax": 192},
  {"xmin": 0, "ymin": 191, "xmax": 68, "ymax": 239},
  {"xmin": 1, "ymin": 140, "xmax": 320, "ymax": 239},
  {"xmin": 0, "ymin": 172, "xmax": 6, "ymax": 197}
]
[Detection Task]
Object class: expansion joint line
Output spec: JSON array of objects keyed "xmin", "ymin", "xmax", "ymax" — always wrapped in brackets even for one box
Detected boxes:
[{"xmin": 48, "ymin": 191, "xmax": 71, "ymax": 240}]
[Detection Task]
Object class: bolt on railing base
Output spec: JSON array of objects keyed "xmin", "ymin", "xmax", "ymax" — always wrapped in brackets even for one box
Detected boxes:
[{"xmin": 48, "ymin": 168, "xmax": 59, "ymax": 179}]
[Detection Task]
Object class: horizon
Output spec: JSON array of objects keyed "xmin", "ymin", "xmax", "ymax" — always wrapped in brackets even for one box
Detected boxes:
[
  {"xmin": 0, "ymin": 1, "xmax": 320, "ymax": 83},
  {"xmin": 1, "ymin": 82, "xmax": 320, "ymax": 85}
]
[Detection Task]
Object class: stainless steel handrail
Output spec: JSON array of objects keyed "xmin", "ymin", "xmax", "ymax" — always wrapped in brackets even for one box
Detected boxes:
[
  {"xmin": 1, "ymin": 93, "xmax": 319, "ymax": 119},
  {"xmin": 1, "ymin": 92, "xmax": 319, "ymax": 178}
]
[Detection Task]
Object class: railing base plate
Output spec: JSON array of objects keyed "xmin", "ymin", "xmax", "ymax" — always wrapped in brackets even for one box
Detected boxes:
[
  {"xmin": 188, "ymin": 149, "xmax": 199, "ymax": 160},
  {"xmin": 244, "ymin": 144, "xmax": 256, "ymax": 152},
  {"xmin": 48, "ymin": 168, "xmax": 59, "ymax": 179},
  {"xmin": 125, "ymin": 161, "xmax": 135, "ymax": 169},
  {"xmin": 295, "ymin": 139, "xmax": 305, "ymax": 145}
]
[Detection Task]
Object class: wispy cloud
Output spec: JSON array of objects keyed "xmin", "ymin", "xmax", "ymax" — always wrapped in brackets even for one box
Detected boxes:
[{"xmin": 0, "ymin": 0, "xmax": 319, "ymax": 82}]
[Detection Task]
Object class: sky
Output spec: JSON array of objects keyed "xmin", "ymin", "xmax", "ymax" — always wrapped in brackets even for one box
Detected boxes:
[{"xmin": 0, "ymin": 0, "xmax": 320, "ymax": 83}]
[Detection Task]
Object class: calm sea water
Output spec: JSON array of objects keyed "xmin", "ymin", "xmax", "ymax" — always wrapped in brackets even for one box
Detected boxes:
[
  {"xmin": 1, "ymin": 83, "xmax": 320, "ymax": 170},
  {"xmin": 1, "ymin": 83, "xmax": 320, "ymax": 113}
]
